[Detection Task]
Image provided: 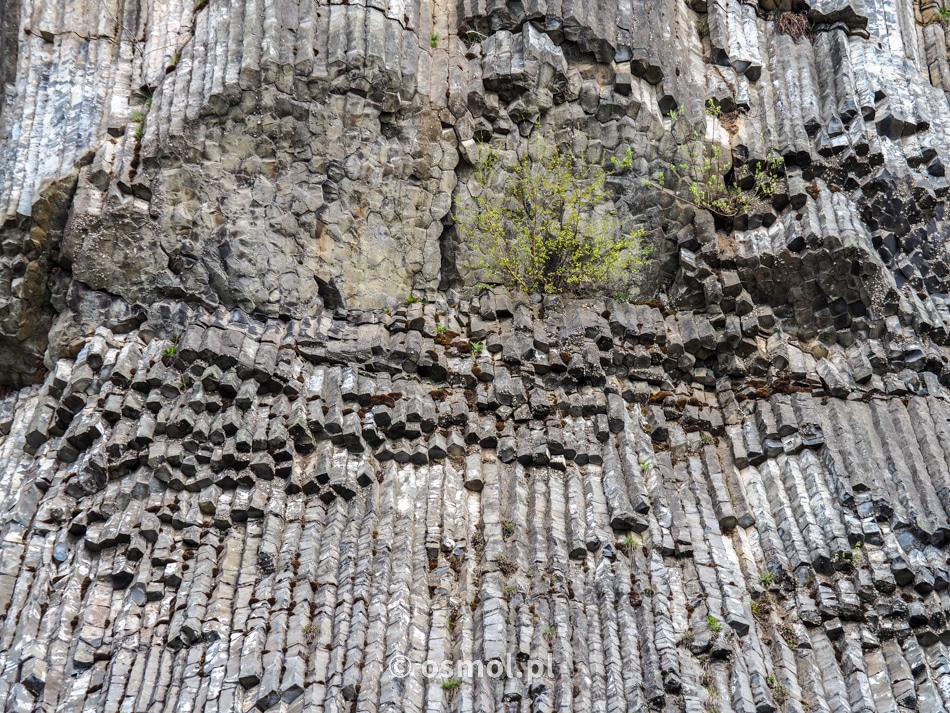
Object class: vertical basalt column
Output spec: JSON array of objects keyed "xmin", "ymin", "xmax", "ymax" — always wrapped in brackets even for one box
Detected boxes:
[{"xmin": 0, "ymin": 0, "xmax": 21, "ymax": 118}]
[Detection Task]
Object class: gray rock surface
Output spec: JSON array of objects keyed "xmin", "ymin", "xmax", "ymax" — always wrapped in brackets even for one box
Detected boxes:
[{"xmin": 0, "ymin": 294, "xmax": 949, "ymax": 710}]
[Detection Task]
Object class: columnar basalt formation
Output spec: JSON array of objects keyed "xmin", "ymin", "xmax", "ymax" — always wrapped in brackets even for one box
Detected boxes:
[{"xmin": 6, "ymin": 0, "xmax": 950, "ymax": 712}]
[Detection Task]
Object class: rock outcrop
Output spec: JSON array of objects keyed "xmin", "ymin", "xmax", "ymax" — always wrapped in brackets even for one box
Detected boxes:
[{"xmin": 5, "ymin": 0, "xmax": 950, "ymax": 711}]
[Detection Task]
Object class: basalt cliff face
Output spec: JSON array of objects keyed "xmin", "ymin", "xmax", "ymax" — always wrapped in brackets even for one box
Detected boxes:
[{"xmin": 5, "ymin": 1, "xmax": 950, "ymax": 712}]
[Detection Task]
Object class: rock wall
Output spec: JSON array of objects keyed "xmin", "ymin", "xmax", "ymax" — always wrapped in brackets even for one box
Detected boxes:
[
  {"xmin": 4, "ymin": 0, "xmax": 950, "ymax": 384},
  {"xmin": 6, "ymin": 0, "xmax": 950, "ymax": 711},
  {"xmin": 5, "ymin": 294, "xmax": 950, "ymax": 712}
]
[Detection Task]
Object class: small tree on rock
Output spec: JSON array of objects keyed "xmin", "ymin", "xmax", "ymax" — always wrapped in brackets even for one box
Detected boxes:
[
  {"xmin": 642, "ymin": 100, "xmax": 784, "ymax": 219},
  {"xmin": 458, "ymin": 141, "xmax": 648, "ymax": 295}
]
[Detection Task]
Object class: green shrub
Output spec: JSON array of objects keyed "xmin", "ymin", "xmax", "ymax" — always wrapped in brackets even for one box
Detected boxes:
[
  {"xmin": 647, "ymin": 100, "xmax": 783, "ymax": 218},
  {"xmin": 458, "ymin": 140, "xmax": 649, "ymax": 295}
]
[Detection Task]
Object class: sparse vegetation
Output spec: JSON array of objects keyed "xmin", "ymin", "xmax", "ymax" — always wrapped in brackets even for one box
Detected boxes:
[
  {"xmin": 707, "ymin": 615, "xmax": 723, "ymax": 633},
  {"xmin": 471, "ymin": 341, "xmax": 484, "ymax": 354},
  {"xmin": 700, "ymin": 432, "xmax": 714, "ymax": 445},
  {"xmin": 610, "ymin": 148, "xmax": 635, "ymax": 173},
  {"xmin": 436, "ymin": 323, "xmax": 448, "ymax": 335},
  {"xmin": 696, "ymin": 16, "xmax": 709, "ymax": 38},
  {"xmin": 645, "ymin": 100, "xmax": 784, "ymax": 219},
  {"xmin": 462, "ymin": 30, "xmax": 488, "ymax": 47},
  {"xmin": 405, "ymin": 294, "xmax": 426, "ymax": 306},
  {"xmin": 759, "ymin": 571, "xmax": 774, "ymax": 587},
  {"xmin": 447, "ymin": 600, "xmax": 464, "ymax": 632},
  {"xmin": 502, "ymin": 520, "xmax": 516, "ymax": 536},
  {"xmin": 430, "ymin": 32, "xmax": 440, "ymax": 48},
  {"xmin": 134, "ymin": 122, "xmax": 145, "ymax": 140},
  {"xmin": 767, "ymin": 674, "xmax": 789, "ymax": 704},
  {"xmin": 458, "ymin": 140, "xmax": 649, "ymax": 295},
  {"xmin": 542, "ymin": 625, "xmax": 557, "ymax": 638},
  {"xmin": 441, "ymin": 677, "xmax": 462, "ymax": 691},
  {"xmin": 780, "ymin": 624, "xmax": 795, "ymax": 648},
  {"xmin": 838, "ymin": 541, "xmax": 863, "ymax": 569},
  {"xmin": 638, "ymin": 459, "xmax": 652, "ymax": 472},
  {"xmin": 494, "ymin": 554, "xmax": 518, "ymax": 576},
  {"xmin": 130, "ymin": 110, "xmax": 144, "ymax": 123},
  {"xmin": 939, "ymin": 6, "xmax": 950, "ymax": 27},
  {"xmin": 774, "ymin": 12, "xmax": 813, "ymax": 42},
  {"xmin": 163, "ymin": 345, "xmax": 178, "ymax": 358},
  {"xmin": 302, "ymin": 622, "xmax": 317, "ymax": 643}
]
